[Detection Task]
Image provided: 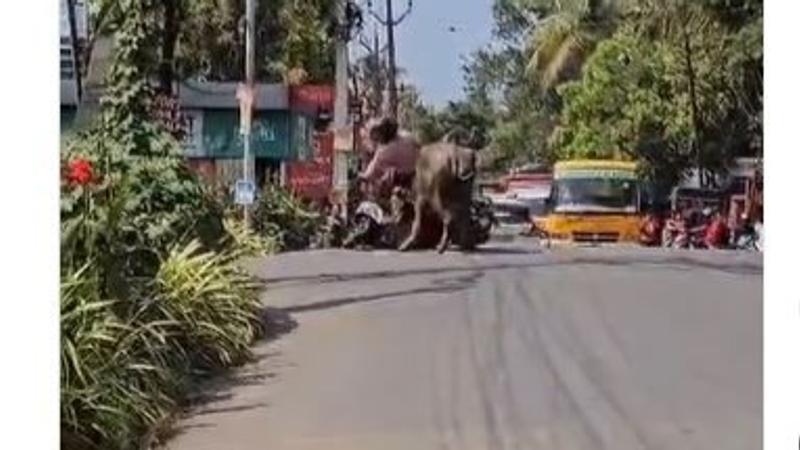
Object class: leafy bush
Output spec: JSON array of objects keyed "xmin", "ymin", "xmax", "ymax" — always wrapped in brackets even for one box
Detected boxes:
[
  {"xmin": 223, "ymin": 217, "xmax": 281, "ymax": 257},
  {"xmin": 253, "ymin": 185, "xmax": 323, "ymax": 251},
  {"xmin": 61, "ymin": 132, "xmax": 225, "ymax": 266},
  {"xmin": 61, "ymin": 240, "xmax": 265, "ymax": 450},
  {"xmin": 153, "ymin": 240, "xmax": 265, "ymax": 369},
  {"xmin": 60, "ymin": 4, "xmax": 270, "ymax": 447},
  {"xmin": 61, "ymin": 264, "xmax": 184, "ymax": 450}
]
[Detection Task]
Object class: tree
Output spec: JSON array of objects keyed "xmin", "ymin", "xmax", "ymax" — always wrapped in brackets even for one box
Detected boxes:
[
  {"xmin": 83, "ymin": 0, "xmax": 339, "ymax": 86},
  {"xmin": 551, "ymin": 31, "xmax": 693, "ymax": 187},
  {"xmin": 275, "ymin": 0, "xmax": 335, "ymax": 84},
  {"xmin": 524, "ymin": 0, "xmax": 624, "ymax": 91},
  {"xmin": 625, "ymin": 0, "xmax": 762, "ymax": 180},
  {"xmin": 157, "ymin": 0, "xmax": 185, "ymax": 94},
  {"xmin": 552, "ymin": 0, "xmax": 761, "ymax": 187},
  {"xmin": 459, "ymin": 0, "xmax": 564, "ymax": 170},
  {"xmin": 462, "ymin": 0, "xmax": 761, "ymax": 180},
  {"xmin": 353, "ymin": 44, "xmax": 390, "ymax": 118}
]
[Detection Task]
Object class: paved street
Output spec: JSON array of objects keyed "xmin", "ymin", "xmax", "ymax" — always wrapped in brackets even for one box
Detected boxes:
[{"xmin": 165, "ymin": 242, "xmax": 762, "ymax": 450}]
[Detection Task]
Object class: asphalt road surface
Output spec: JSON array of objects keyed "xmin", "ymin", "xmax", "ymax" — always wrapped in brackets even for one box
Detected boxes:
[{"xmin": 164, "ymin": 241, "xmax": 762, "ymax": 450}]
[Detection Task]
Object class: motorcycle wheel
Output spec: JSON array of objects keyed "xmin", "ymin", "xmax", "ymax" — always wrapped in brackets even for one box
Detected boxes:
[{"xmin": 471, "ymin": 203, "xmax": 494, "ymax": 246}]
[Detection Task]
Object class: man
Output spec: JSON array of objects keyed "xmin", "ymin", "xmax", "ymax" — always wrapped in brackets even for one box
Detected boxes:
[
  {"xmin": 358, "ymin": 117, "xmax": 420, "ymax": 198},
  {"xmin": 662, "ymin": 209, "xmax": 687, "ymax": 248},
  {"xmin": 639, "ymin": 210, "xmax": 663, "ymax": 247},
  {"xmin": 703, "ymin": 210, "xmax": 730, "ymax": 249}
]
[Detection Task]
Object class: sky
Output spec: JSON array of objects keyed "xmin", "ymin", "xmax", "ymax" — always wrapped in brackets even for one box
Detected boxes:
[{"xmin": 382, "ymin": 0, "xmax": 495, "ymax": 108}]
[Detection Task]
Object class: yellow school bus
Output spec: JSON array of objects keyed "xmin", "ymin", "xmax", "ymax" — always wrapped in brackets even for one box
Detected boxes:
[{"xmin": 534, "ymin": 160, "xmax": 642, "ymax": 243}]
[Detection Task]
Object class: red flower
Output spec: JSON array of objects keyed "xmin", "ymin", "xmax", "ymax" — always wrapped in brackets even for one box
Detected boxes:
[{"xmin": 66, "ymin": 159, "xmax": 94, "ymax": 186}]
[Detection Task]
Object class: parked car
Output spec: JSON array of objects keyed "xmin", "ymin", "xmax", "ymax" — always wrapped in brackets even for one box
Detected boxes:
[{"xmin": 479, "ymin": 169, "xmax": 553, "ymax": 225}]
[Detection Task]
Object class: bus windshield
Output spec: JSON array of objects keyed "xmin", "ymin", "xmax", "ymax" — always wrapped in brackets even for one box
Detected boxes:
[{"xmin": 552, "ymin": 177, "xmax": 638, "ymax": 213}]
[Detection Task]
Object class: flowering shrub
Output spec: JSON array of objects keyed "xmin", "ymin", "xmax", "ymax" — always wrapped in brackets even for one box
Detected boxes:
[{"xmin": 66, "ymin": 158, "xmax": 95, "ymax": 186}]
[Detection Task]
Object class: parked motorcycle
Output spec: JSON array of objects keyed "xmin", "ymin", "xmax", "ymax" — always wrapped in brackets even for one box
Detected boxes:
[
  {"xmin": 732, "ymin": 222, "xmax": 762, "ymax": 252},
  {"xmin": 470, "ymin": 196, "xmax": 496, "ymax": 246},
  {"xmin": 639, "ymin": 214, "xmax": 664, "ymax": 247}
]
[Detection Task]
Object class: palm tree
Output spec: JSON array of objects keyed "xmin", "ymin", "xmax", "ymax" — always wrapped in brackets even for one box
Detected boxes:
[{"xmin": 525, "ymin": 0, "xmax": 624, "ymax": 90}]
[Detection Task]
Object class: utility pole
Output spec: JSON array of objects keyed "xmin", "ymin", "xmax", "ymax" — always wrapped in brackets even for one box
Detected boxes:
[
  {"xmin": 369, "ymin": 0, "xmax": 412, "ymax": 120},
  {"xmin": 241, "ymin": 0, "xmax": 257, "ymax": 226},
  {"xmin": 357, "ymin": 25, "xmax": 389, "ymax": 118},
  {"xmin": 384, "ymin": 0, "xmax": 397, "ymax": 119}
]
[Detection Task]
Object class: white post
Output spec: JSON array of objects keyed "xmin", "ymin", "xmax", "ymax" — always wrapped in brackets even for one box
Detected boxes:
[
  {"xmin": 280, "ymin": 161, "xmax": 287, "ymax": 187},
  {"xmin": 334, "ymin": 0, "xmax": 350, "ymax": 215},
  {"xmin": 242, "ymin": 0, "xmax": 257, "ymax": 227}
]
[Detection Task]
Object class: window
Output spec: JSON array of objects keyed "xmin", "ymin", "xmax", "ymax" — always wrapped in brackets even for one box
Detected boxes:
[{"xmin": 553, "ymin": 178, "xmax": 638, "ymax": 213}]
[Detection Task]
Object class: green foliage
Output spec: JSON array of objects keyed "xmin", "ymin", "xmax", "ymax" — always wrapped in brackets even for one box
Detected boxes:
[
  {"xmin": 168, "ymin": 0, "xmax": 335, "ymax": 83},
  {"xmin": 60, "ymin": 128, "xmax": 226, "ymax": 301},
  {"xmin": 223, "ymin": 217, "xmax": 281, "ymax": 257},
  {"xmin": 552, "ymin": 31, "xmax": 692, "ymax": 185},
  {"xmin": 524, "ymin": 0, "xmax": 624, "ymax": 91},
  {"xmin": 61, "ymin": 241, "xmax": 265, "ymax": 450},
  {"xmin": 464, "ymin": 0, "xmax": 762, "ymax": 178},
  {"xmin": 61, "ymin": 262, "xmax": 189, "ymax": 450},
  {"xmin": 153, "ymin": 241, "xmax": 264, "ymax": 369},
  {"xmin": 554, "ymin": 32, "xmax": 676, "ymax": 157},
  {"xmin": 276, "ymin": 0, "xmax": 335, "ymax": 83},
  {"xmin": 87, "ymin": 0, "xmax": 337, "ymax": 85},
  {"xmin": 61, "ymin": 4, "xmax": 264, "ymax": 448},
  {"xmin": 253, "ymin": 185, "xmax": 323, "ymax": 252},
  {"xmin": 551, "ymin": 0, "xmax": 762, "ymax": 185}
]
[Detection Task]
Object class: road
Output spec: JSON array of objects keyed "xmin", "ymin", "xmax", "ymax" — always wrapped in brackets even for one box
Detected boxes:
[{"xmin": 164, "ymin": 242, "xmax": 762, "ymax": 450}]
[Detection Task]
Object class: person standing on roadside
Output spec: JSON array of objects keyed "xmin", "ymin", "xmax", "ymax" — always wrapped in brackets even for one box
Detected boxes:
[{"xmin": 704, "ymin": 210, "xmax": 730, "ymax": 249}]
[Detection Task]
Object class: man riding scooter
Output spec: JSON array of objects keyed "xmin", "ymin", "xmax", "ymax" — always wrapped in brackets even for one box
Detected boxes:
[
  {"xmin": 343, "ymin": 117, "xmax": 421, "ymax": 248},
  {"xmin": 358, "ymin": 117, "xmax": 420, "ymax": 200}
]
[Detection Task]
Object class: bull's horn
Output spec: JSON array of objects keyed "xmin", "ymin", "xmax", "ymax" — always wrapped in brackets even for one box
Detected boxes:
[{"xmin": 442, "ymin": 130, "xmax": 455, "ymax": 144}]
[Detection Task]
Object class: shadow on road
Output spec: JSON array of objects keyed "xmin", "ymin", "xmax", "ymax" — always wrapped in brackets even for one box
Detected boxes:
[
  {"xmin": 260, "ymin": 307, "xmax": 298, "ymax": 340},
  {"xmin": 282, "ymin": 272, "xmax": 481, "ymax": 313},
  {"xmin": 161, "ymin": 310, "xmax": 298, "ymax": 445},
  {"xmin": 258, "ymin": 253, "xmax": 761, "ymax": 288}
]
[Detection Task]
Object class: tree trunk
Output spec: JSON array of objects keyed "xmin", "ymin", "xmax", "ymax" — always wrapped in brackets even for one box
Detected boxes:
[
  {"xmin": 681, "ymin": 15, "xmax": 704, "ymax": 186},
  {"xmin": 159, "ymin": 0, "xmax": 182, "ymax": 95}
]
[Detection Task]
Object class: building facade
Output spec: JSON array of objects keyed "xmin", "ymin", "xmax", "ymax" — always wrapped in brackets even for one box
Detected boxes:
[{"xmin": 176, "ymin": 81, "xmax": 319, "ymax": 190}]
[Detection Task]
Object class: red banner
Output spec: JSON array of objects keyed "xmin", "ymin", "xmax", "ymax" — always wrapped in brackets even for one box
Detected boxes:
[
  {"xmin": 289, "ymin": 85, "xmax": 334, "ymax": 116},
  {"xmin": 287, "ymin": 131, "xmax": 334, "ymax": 201}
]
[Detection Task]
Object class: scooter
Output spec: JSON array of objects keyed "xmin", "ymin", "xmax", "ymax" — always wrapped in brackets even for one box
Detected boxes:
[
  {"xmin": 342, "ymin": 198, "xmax": 396, "ymax": 249},
  {"xmin": 342, "ymin": 183, "xmax": 495, "ymax": 251}
]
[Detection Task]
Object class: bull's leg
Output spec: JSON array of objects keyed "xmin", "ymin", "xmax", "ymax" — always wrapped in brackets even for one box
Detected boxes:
[
  {"xmin": 399, "ymin": 198, "xmax": 424, "ymax": 251},
  {"xmin": 436, "ymin": 209, "xmax": 452, "ymax": 254}
]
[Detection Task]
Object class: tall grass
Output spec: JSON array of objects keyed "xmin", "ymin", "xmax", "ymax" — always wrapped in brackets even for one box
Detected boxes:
[
  {"xmin": 61, "ymin": 241, "xmax": 265, "ymax": 450},
  {"xmin": 223, "ymin": 217, "xmax": 281, "ymax": 258},
  {"xmin": 153, "ymin": 241, "xmax": 264, "ymax": 368}
]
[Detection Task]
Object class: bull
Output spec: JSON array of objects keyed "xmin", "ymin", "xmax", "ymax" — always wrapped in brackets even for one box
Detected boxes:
[{"xmin": 399, "ymin": 135, "xmax": 478, "ymax": 254}]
